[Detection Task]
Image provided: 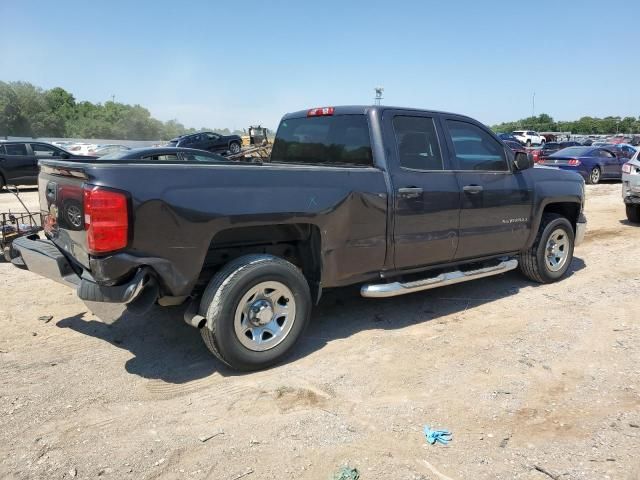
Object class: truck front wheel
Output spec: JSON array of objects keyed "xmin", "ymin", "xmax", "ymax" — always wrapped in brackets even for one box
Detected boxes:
[
  {"xmin": 519, "ymin": 213, "xmax": 575, "ymax": 283},
  {"xmin": 626, "ymin": 204, "xmax": 640, "ymax": 223},
  {"xmin": 199, "ymin": 254, "xmax": 311, "ymax": 371}
]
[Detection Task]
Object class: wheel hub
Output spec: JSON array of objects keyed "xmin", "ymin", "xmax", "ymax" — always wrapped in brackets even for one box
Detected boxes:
[
  {"xmin": 234, "ymin": 281, "xmax": 297, "ymax": 352},
  {"xmin": 545, "ymin": 228, "xmax": 570, "ymax": 272},
  {"xmin": 249, "ymin": 299, "xmax": 273, "ymax": 326}
]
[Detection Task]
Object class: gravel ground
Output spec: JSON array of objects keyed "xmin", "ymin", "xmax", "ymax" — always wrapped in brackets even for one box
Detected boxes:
[{"xmin": 1, "ymin": 183, "xmax": 639, "ymax": 480}]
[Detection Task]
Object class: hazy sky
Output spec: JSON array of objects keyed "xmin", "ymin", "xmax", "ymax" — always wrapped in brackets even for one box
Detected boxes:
[{"xmin": 1, "ymin": 0, "xmax": 638, "ymax": 129}]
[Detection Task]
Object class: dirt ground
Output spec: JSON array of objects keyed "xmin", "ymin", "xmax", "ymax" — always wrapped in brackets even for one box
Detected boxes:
[{"xmin": 1, "ymin": 183, "xmax": 639, "ymax": 480}]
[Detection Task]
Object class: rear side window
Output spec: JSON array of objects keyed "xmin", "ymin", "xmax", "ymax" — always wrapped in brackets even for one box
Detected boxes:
[
  {"xmin": 182, "ymin": 152, "xmax": 227, "ymax": 162},
  {"xmin": 446, "ymin": 120, "xmax": 508, "ymax": 171},
  {"xmin": 32, "ymin": 144, "xmax": 59, "ymax": 157},
  {"xmin": 141, "ymin": 154, "xmax": 180, "ymax": 161},
  {"xmin": 5, "ymin": 144, "xmax": 27, "ymax": 156},
  {"xmin": 392, "ymin": 116, "xmax": 443, "ymax": 170},
  {"xmin": 271, "ymin": 114, "xmax": 372, "ymax": 166}
]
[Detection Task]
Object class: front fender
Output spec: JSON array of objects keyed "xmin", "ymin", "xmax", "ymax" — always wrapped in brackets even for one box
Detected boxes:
[{"xmin": 523, "ymin": 177, "xmax": 584, "ymax": 249}]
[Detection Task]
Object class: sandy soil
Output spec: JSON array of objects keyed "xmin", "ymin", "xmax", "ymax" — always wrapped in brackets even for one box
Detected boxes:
[{"xmin": 1, "ymin": 183, "xmax": 639, "ymax": 480}]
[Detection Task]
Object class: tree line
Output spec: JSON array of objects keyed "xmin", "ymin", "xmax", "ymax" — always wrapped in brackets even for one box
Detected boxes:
[
  {"xmin": 492, "ymin": 113, "xmax": 640, "ymax": 135},
  {"xmin": 0, "ymin": 81, "xmax": 243, "ymax": 140}
]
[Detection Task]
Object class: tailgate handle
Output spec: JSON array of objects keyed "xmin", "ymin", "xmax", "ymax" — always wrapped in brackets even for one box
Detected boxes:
[
  {"xmin": 463, "ymin": 184, "xmax": 483, "ymax": 194},
  {"xmin": 398, "ymin": 187, "xmax": 423, "ymax": 198}
]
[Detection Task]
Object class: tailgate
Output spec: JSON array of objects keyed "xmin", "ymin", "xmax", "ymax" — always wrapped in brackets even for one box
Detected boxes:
[{"xmin": 39, "ymin": 162, "xmax": 91, "ymax": 269}]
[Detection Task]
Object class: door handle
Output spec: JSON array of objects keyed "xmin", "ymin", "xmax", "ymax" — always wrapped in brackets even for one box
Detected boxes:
[
  {"xmin": 398, "ymin": 187, "xmax": 423, "ymax": 198},
  {"xmin": 463, "ymin": 185, "xmax": 483, "ymax": 194}
]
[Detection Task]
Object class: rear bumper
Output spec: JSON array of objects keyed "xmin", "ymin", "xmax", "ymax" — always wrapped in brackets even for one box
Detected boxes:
[
  {"xmin": 11, "ymin": 235, "xmax": 152, "ymax": 304},
  {"xmin": 11, "ymin": 235, "xmax": 80, "ymax": 287},
  {"xmin": 575, "ymin": 213, "xmax": 587, "ymax": 246}
]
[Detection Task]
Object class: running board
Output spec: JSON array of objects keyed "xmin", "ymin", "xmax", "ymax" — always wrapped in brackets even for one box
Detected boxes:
[{"xmin": 361, "ymin": 259, "xmax": 519, "ymax": 298}]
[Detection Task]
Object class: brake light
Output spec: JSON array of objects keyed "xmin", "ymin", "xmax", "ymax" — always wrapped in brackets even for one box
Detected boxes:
[
  {"xmin": 622, "ymin": 163, "xmax": 632, "ymax": 174},
  {"xmin": 83, "ymin": 185, "xmax": 128, "ymax": 254},
  {"xmin": 307, "ymin": 107, "xmax": 335, "ymax": 117},
  {"xmin": 568, "ymin": 159, "xmax": 581, "ymax": 166}
]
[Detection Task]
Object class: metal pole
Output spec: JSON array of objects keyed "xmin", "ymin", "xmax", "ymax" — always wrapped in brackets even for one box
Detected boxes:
[{"xmin": 532, "ymin": 92, "xmax": 535, "ymax": 117}]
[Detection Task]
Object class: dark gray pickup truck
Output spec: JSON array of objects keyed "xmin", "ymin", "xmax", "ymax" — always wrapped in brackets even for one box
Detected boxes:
[{"xmin": 12, "ymin": 105, "xmax": 586, "ymax": 370}]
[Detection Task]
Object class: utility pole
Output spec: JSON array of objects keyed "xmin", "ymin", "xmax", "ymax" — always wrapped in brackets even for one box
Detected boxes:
[
  {"xmin": 111, "ymin": 94, "xmax": 115, "ymax": 103},
  {"xmin": 532, "ymin": 92, "xmax": 535, "ymax": 118}
]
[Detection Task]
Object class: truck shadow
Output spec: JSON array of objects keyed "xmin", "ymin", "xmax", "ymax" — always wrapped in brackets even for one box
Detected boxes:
[{"xmin": 56, "ymin": 257, "xmax": 586, "ymax": 384}]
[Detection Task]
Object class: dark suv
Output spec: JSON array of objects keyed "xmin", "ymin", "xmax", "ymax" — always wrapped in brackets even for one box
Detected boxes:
[
  {"xmin": 0, "ymin": 141, "xmax": 93, "ymax": 187},
  {"xmin": 168, "ymin": 132, "xmax": 243, "ymax": 155}
]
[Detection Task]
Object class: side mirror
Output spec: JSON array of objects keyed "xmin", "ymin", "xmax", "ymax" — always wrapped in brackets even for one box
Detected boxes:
[{"xmin": 514, "ymin": 151, "xmax": 534, "ymax": 171}]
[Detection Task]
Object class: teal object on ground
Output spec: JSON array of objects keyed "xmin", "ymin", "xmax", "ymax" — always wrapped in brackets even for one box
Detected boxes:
[
  {"xmin": 332, "ymin": 466, "xmax": 360, "ymax": 480},
  {"xmin": 423, "ymin": 425, "xmax": 452, "ymax": 445}
]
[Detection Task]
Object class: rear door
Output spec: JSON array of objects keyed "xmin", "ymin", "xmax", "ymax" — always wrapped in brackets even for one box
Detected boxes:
[
  {"xmin": 1, "ymin": 143, "xmax": 36, "ymax": 184},
  {"xmin": 384, "ymin": 110, "xmax": 461, "ymax": 269},
  {"xmin": 441, "ymin": 117, "xmax": 534, "ymax": 260}
]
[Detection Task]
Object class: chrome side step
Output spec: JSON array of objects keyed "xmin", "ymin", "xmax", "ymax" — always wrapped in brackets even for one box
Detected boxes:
[{"xmin": 361, "ymin": 259, "xmax": 518, "ymax": 298}]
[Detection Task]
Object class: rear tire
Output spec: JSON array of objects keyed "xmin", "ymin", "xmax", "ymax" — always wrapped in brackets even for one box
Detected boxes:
[
  {"xmin": 626, "ymin": 204, "xmax": 640, "ymax": 223},
  {"xmin": 586, "ymin": 166, "xmax": 601, "ymax": 185},
  {"xmin": 199, "ymin": 254, "xmax": 311, "ymax": 371},
  {"xmin": 519, "ymin": 213, "xmax": 575, "ymax": 283}
]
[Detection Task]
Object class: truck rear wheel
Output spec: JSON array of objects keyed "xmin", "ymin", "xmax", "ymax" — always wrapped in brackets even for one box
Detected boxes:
[
  {"xmin": 199, "ymin": 254, "xmax": 311, "ymax": 371},
  {"xmin": 519, "ymin": 213, "xmax": 575, "ymax": 283},
  {"xmin": 626, "ymin": 204, "xmax": 640, "ymax": 223}
]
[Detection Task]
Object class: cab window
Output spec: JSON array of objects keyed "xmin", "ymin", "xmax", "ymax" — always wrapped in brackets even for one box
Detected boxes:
[
  {"xmin": 446, "ymin": 120, "xmax": 509, "ymax": 171},
  {"xmin": 392, "ymin": 116, "xmax": 444, "ymax": 170}
]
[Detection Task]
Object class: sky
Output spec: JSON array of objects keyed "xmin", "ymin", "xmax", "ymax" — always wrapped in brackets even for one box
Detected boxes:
[{"xmin": 1, "ymin": 0, "xmax": 638, "ymax": 130}]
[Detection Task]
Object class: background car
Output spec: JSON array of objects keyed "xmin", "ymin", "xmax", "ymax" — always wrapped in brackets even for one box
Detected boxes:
[
  {"xmin": 88, "ymin": 144, "xmax": 131, "ymax": 157},
  {"xmin": 497, "ymin": 133, "xmax": 523, "ymax": 144},
  {"xmin": 99, "ymin": 147, "xmax": 229, "ymax": 162},
  {"xmin": 503, "ymin": 140, "xmax": 527, "ymax": 154},
  {"xmin": 608, "ymin": 134, "xmax": 633, "ymax": 145},
  {"xmin": 539, "ymin": 146, "xmax": 625, "ymax": 184},
  {"xmin": 512, "ymin": 130, "xmax": 545, "ymax": 146},
  {"xmin": 168, "ymin": 131, "xmax": 243, "ymax": 155},
  {"xmin": 607, "ymin": 143, "xmax": 636, "ymax": 160},
  {"xmin": 622, "ymin": 148, "xmax": 640, "ymax": 222},
  {"xmin": 538, "ymin": 141, "xmax": 581, "ymax": 162},
  {"xmin": 66, "ymin": 143, "xmax": 98, "ymax": 156},
  {"xmin": 0, "ymin": 141, "xmax": 95, "ymax": 186}
]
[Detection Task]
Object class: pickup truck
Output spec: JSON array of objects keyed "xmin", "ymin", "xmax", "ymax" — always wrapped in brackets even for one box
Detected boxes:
[{"xmin": 11, "ymin": 105, "xmax": 587, "ymax": 371}]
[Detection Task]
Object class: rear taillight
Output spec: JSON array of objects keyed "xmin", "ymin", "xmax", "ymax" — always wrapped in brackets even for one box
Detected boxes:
[
  {"xmin": 622, "ymin": 163, "xmax": 632, "ymax": 174},
  {"xmin": 83, "ymin": 185, "xmax": 129, "ymax": 254},
  {"xmin": 568, "ymin": 159, "xmax": 581, "ymax": 166},
  {"xmin": 307, "ymin": 107, "xmax": 335, "ymax": 117}
]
